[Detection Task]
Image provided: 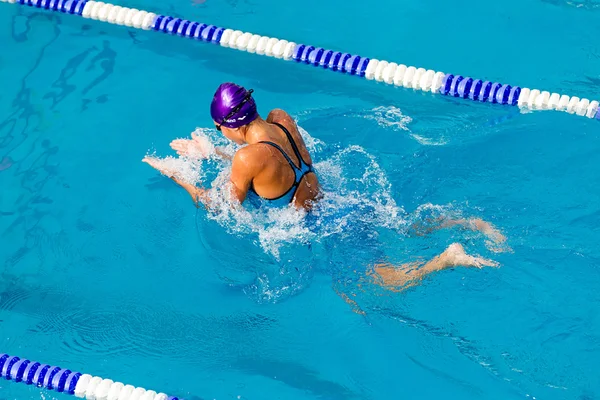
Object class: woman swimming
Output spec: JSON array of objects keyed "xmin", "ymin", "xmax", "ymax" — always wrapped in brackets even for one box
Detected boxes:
[
  {"xmin": 144, "ymin": 82, "xmax": 320, "ymax": 211},
  {"xmin": 144, "ymin": 82, "xmax": 504, "ymax": 293}
]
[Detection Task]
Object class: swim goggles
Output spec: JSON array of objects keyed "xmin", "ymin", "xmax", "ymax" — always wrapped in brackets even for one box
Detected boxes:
[{"xmin": 216, "ymin": 89, "xmax": 254, "ymax": 131}]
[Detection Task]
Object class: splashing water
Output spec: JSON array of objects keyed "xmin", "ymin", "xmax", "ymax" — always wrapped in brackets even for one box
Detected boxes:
[
  {"xmin": 182, "ymin": 127, "xmax": 407, "ymax": 254},
  {"xmin": 142, "ymin": 153, "xmax": 203, "ymax": 186},
  {"xmin": 146, "ymin": 125, "xmax": 468, "ymax": 303},
  {"xmin": 366, "ymin": 106, "xmax": 413, "ymax": 131},
  {"xmin": 363, "ymin": 106, "xmax": 451, "ymax": 146},
  {"xmin": 541, "ymin": 0, "xmax": 600, "ymax": 9}
]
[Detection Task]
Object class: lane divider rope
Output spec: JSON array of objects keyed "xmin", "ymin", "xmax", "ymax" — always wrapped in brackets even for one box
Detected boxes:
[
  {"xmin": 1, "ymin": 1, "xmax": 599, "ymax": 118},
  {"xmin": 0, "ymin": 353, "xmax": 184, "ymax": 400}
]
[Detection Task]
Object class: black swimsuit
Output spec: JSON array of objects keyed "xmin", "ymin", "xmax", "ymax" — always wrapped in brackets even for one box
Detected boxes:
[{"xmin": 248, "ymin": 122, "xmax": 314, "ymax": 205}]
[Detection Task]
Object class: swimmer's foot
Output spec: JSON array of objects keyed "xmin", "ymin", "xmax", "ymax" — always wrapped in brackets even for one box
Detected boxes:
[
  {"xmin": 441, "ymin": 243, "xmax": 499, "ymax": 269},
  {"xmin": 438, "ymin": 217, "xmax": 510, "ymax": 253},
  {"xmin": 170, "ymin": 132, "xmax": 215, "ymax": 160},
  {"xmin": 371, "ymin": 243, "xmax": 498, "ymax": 290},
  {"xmin": 468, "ymin": 219, "xmax": 506, "ymax": 244},
  {"xmin": 467, "ymin": 218, "xmax": 512, "ymax": 253}
]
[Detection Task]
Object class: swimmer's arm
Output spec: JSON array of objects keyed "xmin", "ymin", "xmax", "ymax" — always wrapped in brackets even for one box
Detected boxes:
[
  {"xmin": 143, "ymin": 156, "xmax": 211, "ymax": 208},
  {"xmin": 214, "ymin": 147, "xmax": 233, "ymax": 161},
  {"xmin": 171, "ymin": 148, "xmax": 260, "ymax": 208},
  {"xmin": 170, "ymin": 176, "xmax": 211, "ymax": 209}
]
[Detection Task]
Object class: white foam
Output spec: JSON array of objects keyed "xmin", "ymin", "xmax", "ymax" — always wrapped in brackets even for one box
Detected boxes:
[
  {"xmin": 203, "ymin": 170, "xmax": 314, "ymax": 260},
  {"xmin": 410, "ymin": 134, "xmax": 447, "ymax": 146},
  {"xmin": 155, "ymin": 125, "xmax": 406, "ymax": 245},
  {"xmin": 367, "ymin": 105, "xmax": 412, "ymax": 131},
  {"xmin": 149, "ymin": 123, "xmax": 507, "ymax": 301},
  {"xmin": 364, "ymin": 106, "xmax": 447, "ymax": 146},
  {"xmin": 297, "ymin": 125, "xmax": 324, "ymax": 154},
  {"xmin": 146, "ymin": 125, "xmax": 419, "ymax": 302},
  {"xmin": 143, "ymin": 153, "xmax": 203, "ymax": 186}
]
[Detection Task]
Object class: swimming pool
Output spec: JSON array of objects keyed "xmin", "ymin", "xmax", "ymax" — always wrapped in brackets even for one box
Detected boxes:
[{"xmin": 1, "ymin": 0, "xmax": 600, "ymax": 398}]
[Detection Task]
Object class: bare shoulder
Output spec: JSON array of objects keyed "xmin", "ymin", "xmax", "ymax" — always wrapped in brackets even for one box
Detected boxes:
[
  {"xmin": 266, "ymin": 108, "xmax": 297, "ymax": 130},
  {"xmin": 232, "ymin": 144, "xmax": 270, "ymax": 169},
  {"xmin": 266, "ymin": 108, "xmax": 313, "ymax": 163}
]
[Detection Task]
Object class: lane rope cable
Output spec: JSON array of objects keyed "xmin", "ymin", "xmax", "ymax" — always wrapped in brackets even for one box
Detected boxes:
[
  {"xmin": 0, "ymin": 353, "xmax": 185, "ymax": 400},
  {"xmin": 2, "ymin": 0, "xmax": 599, "ymax": 121}
]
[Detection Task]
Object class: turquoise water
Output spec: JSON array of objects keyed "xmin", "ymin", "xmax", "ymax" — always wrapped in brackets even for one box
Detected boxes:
[{"xmin": 1, "ymin": 0, "xmax": 600, "ymax": 399}]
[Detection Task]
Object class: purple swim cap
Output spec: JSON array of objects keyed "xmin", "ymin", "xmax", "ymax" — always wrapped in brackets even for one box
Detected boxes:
[{"xmin": 210, "ymin": 82, "xmax": 259, "ymax": 128}]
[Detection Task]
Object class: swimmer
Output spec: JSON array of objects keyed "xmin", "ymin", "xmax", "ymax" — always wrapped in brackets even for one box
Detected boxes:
[
  {"xmin": 143, "ymin": 82, "xmax": 320, "ymax": 211},
  {"xmin": 144, "ymin": 83, "xmax": 507, "ymax": 297}
]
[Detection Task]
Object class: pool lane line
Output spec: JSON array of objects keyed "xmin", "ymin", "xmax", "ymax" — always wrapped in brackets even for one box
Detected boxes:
[
  {"xmin": 0, "ymin": 353, "xmax": 185, "ymax": 400},
  {"xmin": 3, "ymin": 0, "xmax": 599, "ymax": 120}
]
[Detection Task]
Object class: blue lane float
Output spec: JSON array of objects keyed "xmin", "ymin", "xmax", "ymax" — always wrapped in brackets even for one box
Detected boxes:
[
  {"xmin": 4, "ymin": 0, "xmax": 600, "ymax": 119},
  {"xmin": 3, "ymin": 0, "xmax": 598, "ymax": 119},
  {"xmin": 18, "ymin": 0, "xmax": 86, "ymax": 14},
  {"xmin": 0, "ymin": 0, "xmax": 598, "ymax": 397},
  {"xmin": 0, "ymin": 353, "xmax": 183, "ymax": 400}
]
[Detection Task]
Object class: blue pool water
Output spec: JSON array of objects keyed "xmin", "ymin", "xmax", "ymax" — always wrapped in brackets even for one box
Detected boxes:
[{"xmin": 1, "ymin": 0, "xmax": 600, "ymax": 398}]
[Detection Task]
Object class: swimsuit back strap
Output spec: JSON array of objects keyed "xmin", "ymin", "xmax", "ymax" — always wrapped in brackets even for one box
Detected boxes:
[
  {"xmin": 272, "ymin": 122, "xmax": 307, "ymax": 167},
  {"xmin": 258, "ymin": 140, "xmax": 300, "ymax": 173}
]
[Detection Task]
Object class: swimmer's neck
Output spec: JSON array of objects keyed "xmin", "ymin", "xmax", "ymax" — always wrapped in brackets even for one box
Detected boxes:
[{"xmin": 243, "ymin": 117, "xmax": 279, "ymax": 144}]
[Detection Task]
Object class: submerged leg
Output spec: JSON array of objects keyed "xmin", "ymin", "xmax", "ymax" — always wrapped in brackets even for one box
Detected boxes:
[
  {"xmin": 411, "ymin": 217, "xmax": 509, "ymax": 252},
  {"xmin": 443, "ymin": 218, "xmax": 507, "ymax": 245},
  {"xmin": 333, "ymin": 283, "xmax": 366, "ymax": 316},
  {"xmin": 370, "ymin": 243, "xmax": 498, "ymax": 291}
]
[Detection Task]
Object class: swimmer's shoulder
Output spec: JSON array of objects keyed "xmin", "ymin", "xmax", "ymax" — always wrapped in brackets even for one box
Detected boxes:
[
  {"xmin": 266, "ymin": 109, "xmax": 297, "ymax": 132},
  {"xmin": 234, "ymin": 143, "xmax": 272, "ymax": 174},
  {"xmin": 266, "ymin": 108, "xmax": 312, "ymax": 162},
  {"xmin": 235, "ymin": 144, "xmax": 269, "ymax": 164}
]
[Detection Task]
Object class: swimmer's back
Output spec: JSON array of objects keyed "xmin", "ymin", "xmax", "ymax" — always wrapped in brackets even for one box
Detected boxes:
[{"xmin": 263, "ymin": 109, "xmax": 320, "ymax": 210}]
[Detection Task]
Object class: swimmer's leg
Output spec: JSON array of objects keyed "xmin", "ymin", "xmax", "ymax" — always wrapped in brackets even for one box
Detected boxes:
[
  {"xmin": 411, "ymin": 217, "xmax": 508, "ymax": 251},
  {"xmin": 443, "ymin": 218, "xmax": 506, "ymax": 244},
  {"xmin": 333, "ymin": 282, "xmax": 366, "ymax": 316},
  {"xmin": 369, "ymin": 243, "xmax": 498, "ymax": 291}
]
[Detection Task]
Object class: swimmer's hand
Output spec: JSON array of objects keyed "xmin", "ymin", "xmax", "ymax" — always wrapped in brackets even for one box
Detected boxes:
[
  {"xmin": 142, "ymin": 156, "xmax": 180, "ymax": 178},
  {"xmin": 170, "ymin": 132, "xmax": 215, "ymax": 160},
  {"xmin": 143, "ymin": 156, "xmax": 210, "ymax": 209}
]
